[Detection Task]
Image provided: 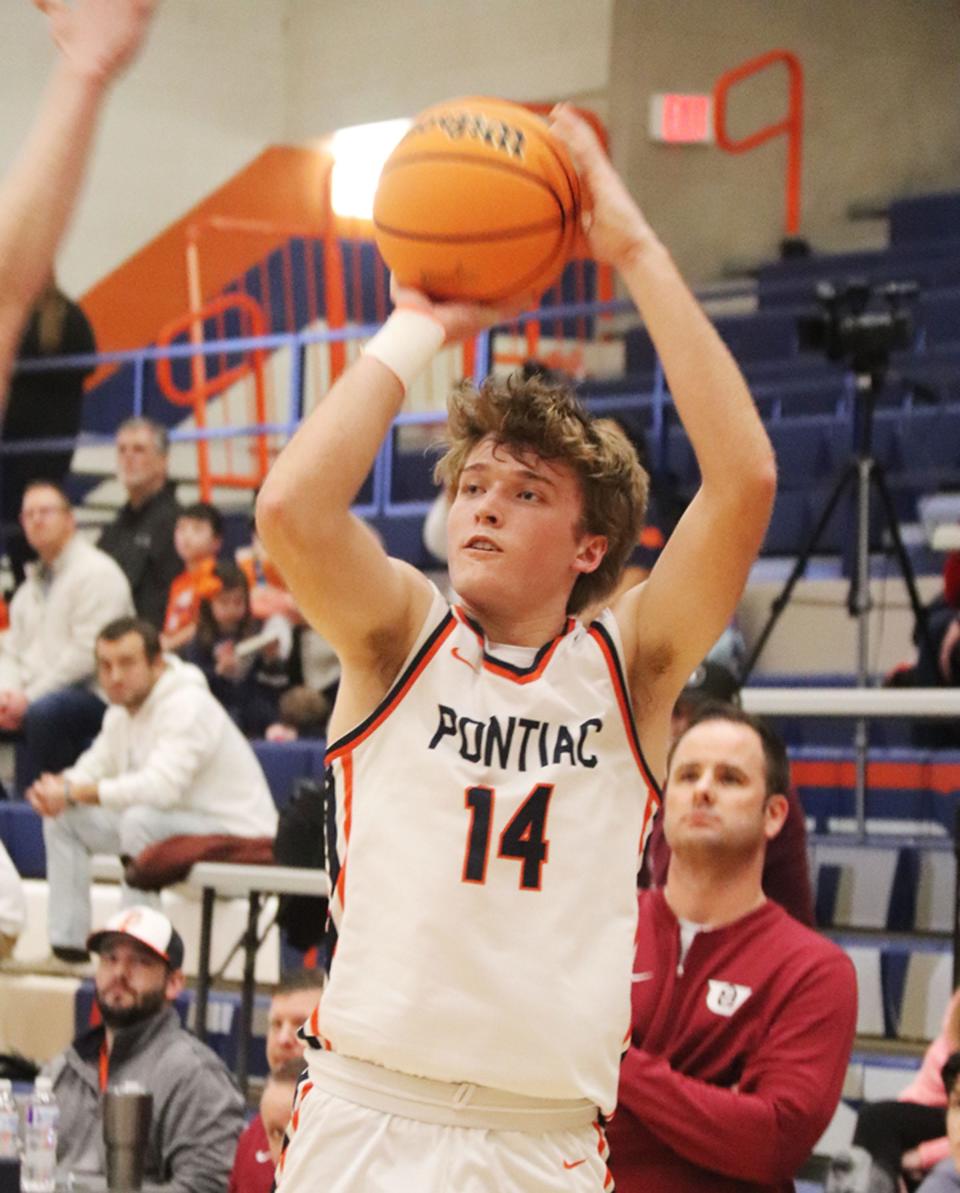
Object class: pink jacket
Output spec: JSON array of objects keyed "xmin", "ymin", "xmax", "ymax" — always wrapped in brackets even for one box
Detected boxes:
[{"xmin": 898, "ymin": 989, "xmax": 960, "ymax": 1169}]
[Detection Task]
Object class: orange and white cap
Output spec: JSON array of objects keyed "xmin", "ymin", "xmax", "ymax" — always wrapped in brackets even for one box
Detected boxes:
[{"xmin": 87, "ymin": 906, "xmax": 185, "ymax": 970}]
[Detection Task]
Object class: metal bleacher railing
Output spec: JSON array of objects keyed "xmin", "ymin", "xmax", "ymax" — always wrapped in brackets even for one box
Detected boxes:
[{"xmin": 6, "ymin": 296, "xmax": 667, "ymax": 513}]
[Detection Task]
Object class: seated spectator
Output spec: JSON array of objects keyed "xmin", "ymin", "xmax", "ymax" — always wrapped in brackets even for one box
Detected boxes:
[
  {"xmin": 0, "ymin": 480, "xmax": 133, "ymax": 784},
  {"xmin": 640, "ymin": 672, "xmax": 816, "ymax": 926},
  {"xmin": 236, "ymin": 523, "xmax": 300, "ymax": 624},
  {"xmin": 46, "ymin": 905, "xmax": 244, "ymax": 1191},
  {"xmin": 183, "ymin": 560, "xmax": 291, "ymax": 738},
  {"xmin": 161, "ymin": 501, "xmax": 223, "ymax": 652},
  {"xmin": 229, "ymin": 969, "xmax": 326, "ymax": 1193},
  {"xmin": 609, "ymin": 706, "xmax": 857, "ymax": 1192},
  {"xmin": 98, "ymin": 417, "xmax": 182, "ymax": 630},
  {"xmin": 0, "ymin": 838, "xmax": 25, "ymax": 959},
  {"xmin": 917, "ymin": 1054, "xmax": 960, "ymax": 1193},
  {"xmin": 2, "ymin": 278, "xmax": 95, "ymax": 585},
  {"xmin": 26, "ymin": 616, "xmax": 277, "ymax": 962},
  {"xmin": 266, "ymin": 686, "xmax": 331, "ymax": 742},
  {"xmin": 236, "ymin": 521, "xmax": 340, "ymax": 726},
  {"xmin": 888, "ymin": 550, "xmax": 960, "ymax": 747},
  {"xmin": 261, "ymin": 1063, "xmax": 302, "ymax": 1176},
  {"xmin": 828, "ymin": 989, "xmax": 960, "ymax": 1193}
]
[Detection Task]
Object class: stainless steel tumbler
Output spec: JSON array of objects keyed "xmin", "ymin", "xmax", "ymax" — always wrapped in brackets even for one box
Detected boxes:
[{"xmin": 102, "ymin": 1083, "xmax": 152, "ymax": 1192}]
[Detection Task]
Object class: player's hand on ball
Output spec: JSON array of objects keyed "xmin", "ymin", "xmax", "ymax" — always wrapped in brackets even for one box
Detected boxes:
[
  {"xmin": 549, "ymin": 103, "xmax": 654, "ymax": 271},
  {"xmin": 391, "ymin": 281, "xmax": 539, "ymax": 345},
  {"xmin": 34, "ymin": 0, "xmax": 157, "ymax": 84}
]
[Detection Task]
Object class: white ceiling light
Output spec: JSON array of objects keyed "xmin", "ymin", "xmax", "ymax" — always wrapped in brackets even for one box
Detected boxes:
[{"xmin": 330, "ymin": 118, "xmax": 411, "ymax": 219}]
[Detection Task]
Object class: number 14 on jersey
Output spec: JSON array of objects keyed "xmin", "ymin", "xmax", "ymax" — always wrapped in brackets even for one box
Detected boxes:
[{"xmin": 462, "ymin": 784, "xmax": 553, "ymax": 891}]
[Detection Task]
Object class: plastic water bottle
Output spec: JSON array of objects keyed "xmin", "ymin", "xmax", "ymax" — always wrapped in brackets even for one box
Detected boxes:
[
  {"xmin": 22, "ymin": 1075, "xmax": 57, "ymax": 1193},
  {"xmin": 0, "ymin": 1078, "xmax": 18, "ymax": 1160}
]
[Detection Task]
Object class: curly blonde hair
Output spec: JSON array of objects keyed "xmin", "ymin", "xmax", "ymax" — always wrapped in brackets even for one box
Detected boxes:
[{"xmin": 434, "ymin": 372, "xmax": 649, "ymax": 614}]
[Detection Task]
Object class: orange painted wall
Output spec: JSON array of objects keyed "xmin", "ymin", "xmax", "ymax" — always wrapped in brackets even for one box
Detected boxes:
[{"xmin": 80, "ymin": 144, "xmax": 334, "ymax": 378}]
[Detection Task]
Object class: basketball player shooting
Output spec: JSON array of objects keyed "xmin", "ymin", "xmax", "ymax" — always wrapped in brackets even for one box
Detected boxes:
[{"xmin": 257, "ymin": 104, "xmax": 776, "ymax": 1193}]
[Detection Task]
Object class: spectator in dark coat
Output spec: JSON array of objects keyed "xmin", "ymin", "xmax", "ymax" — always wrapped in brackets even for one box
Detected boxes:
[{"xmin": 98, "ymin": 418, "xmax": 181, "ymax": 629}]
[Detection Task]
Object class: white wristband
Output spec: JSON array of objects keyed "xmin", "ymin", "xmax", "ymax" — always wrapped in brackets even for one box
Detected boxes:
[{"xmin": 363, "ymin": 309, "xmax": 445, "ymax": 392}]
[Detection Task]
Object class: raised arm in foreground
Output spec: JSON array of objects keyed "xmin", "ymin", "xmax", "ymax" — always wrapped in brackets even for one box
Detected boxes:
[
  {"xmin": 0, "ymin": 0, "xmax": 156, "ymax": 392},
  {"xmin": 551, "ymin": 105, "xmax": 777, "ymax": 777}
]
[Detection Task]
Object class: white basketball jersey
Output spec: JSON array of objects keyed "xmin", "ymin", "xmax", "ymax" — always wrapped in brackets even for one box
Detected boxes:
[{"xmin": 312, "ymin": 588, "xmax": 659, "ymax": 1114}]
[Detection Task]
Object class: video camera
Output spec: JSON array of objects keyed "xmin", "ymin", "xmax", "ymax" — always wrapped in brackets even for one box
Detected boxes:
[{"xmin": 796, "ymin": 278, "xmax": 917, "ymax": 375}]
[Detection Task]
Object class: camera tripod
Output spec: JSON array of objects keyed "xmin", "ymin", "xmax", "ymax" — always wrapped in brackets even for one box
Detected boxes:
[{"xmin": 742, "ymin": 368, "xmax": 934, "ymax": 835}]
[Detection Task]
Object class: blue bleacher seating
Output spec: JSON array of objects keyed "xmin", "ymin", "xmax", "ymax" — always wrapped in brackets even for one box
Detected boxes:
[
  {"xmin": 890, "ymin": 192, "xmax": 960, "ymax": 246},
  {"xmin": 768, "ymin": 418, "xmax": 833, "ymax": 485},
  {"xmin": 714, "ymin": 308, "xmax": 798, "ymax": 364},
  {"xmin": 0, "ymin": 803, "xmax": 44, "ymax": 878}
]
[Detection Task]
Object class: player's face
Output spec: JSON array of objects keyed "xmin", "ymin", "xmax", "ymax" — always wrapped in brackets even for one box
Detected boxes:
[
  {"xmin": 663, "ymin": 719, "xmax": 784, "ymax": 862},
  {"xmin": 266, "ymin": 988, "xmax": 321, "ymax": 1071},
  {"xmin": 446, "ymin": 437, "xmax": 605, "ymax": 623}
]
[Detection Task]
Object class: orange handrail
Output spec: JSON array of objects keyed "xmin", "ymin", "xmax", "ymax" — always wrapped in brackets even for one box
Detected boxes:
[
  {"xmin": 155, "ymin": 291, "xmax": 270, "ymax": 499},
  {"xmin": 713, "ymin": 49, "xmax": 804, "ymax": 237}
]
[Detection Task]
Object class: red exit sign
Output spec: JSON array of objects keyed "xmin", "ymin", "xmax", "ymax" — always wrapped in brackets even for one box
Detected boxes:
[{"xmin": 649, "ymin": 93, "xmax": 714, "ymax": 144}]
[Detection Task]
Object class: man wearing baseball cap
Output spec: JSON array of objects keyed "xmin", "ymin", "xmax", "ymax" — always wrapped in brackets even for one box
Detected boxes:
[{"xmin": 43, "ymin": 905, "xmax": 244, "ymax": 1192}]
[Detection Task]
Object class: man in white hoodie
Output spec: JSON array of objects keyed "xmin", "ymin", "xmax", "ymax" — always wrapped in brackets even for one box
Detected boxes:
[{"xmin": 27, "ymin": 615, "xmax": 278, "ymax": 961}]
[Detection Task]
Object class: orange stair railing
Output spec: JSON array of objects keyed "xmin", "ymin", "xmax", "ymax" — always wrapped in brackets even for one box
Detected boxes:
[
  {"xmin": 155, "ymin": 291, "xmax": 270, "ymax": 500},
  {"xmin": 713, "ymin": 49, "xmax": 805, "ymax": 238}
]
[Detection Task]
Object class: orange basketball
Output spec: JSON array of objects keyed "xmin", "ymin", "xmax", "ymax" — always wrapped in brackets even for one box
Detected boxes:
[{"xmin": 373, "ymin": 97, "xmax": 581, "ymax": 304}]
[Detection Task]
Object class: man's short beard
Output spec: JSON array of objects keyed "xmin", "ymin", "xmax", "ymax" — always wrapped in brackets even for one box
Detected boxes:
[{"xmin": 96, "ymin": 984, "xmax": 167, "ymax": 1030}]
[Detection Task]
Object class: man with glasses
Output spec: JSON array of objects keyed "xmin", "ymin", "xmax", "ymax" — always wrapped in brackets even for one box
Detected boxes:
[{"xmin": 0, "ymin": 480, "xmax": 132, "ymax": 785}]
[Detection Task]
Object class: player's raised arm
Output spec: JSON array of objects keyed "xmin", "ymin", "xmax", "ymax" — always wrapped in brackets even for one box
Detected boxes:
[
  {"xmin": 551, "ymin": 106, "xmax": 777, "ymax": 746},
  {"xmin": 256, "ymin": 291, "xmax": 529, "ymax": 681},
  {"xmin": 0, "ymin": 0, "xmax": 156, "ymax": 393}
]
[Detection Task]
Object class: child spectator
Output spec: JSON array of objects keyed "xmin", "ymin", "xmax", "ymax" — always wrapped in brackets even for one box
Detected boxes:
[
  {"xmin": 235, "ymin": 517, "xmax": 338, "ymax": 740},
  {"xmin": 161, "ymin": 502, "xmax": 224, "ymax": 651},
  {"xmin": 828, "ymin": 990, "xmax": 960, "ymax": 1192},
  {"xmin": 236, "ymin": 525, "xmax": 301, "ymax": 624},
  {"xmin": 918, "ymin": 1053, "xmax": 960, "ymax": 1192},
  {"xmin": 183, "ymin": 560, "xmax": 291, "ymax": 738}
]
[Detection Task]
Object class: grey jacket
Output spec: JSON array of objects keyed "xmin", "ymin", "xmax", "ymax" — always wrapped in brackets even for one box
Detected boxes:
[{"xmin": 45, "ymin": 1004, "xmax": 244, "ymax": 1193}]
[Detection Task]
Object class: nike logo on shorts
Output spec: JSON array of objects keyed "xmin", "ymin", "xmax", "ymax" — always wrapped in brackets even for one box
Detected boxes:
[
  {"xmin": 563, "ymin": 1158, "xmax": 587, "ymax": 1169},
  {"xmin": 632, "ymin": 971, "xmax": 654, "ymax": 983}
]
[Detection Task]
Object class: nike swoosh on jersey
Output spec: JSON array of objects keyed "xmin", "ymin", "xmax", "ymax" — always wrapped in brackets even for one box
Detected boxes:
[
  {"xmin": 255, "ymin": 1150, "xmax": 272, "ymax": 1164},
  {"xmin": 563, "ymin": 1158, "xmax": 587, "ymax": 1169},
  {"xmin": 632, "ymin": 971, "xmax": 655, "ymax": 982},
  {"xmin": 451, "ymin": 646, "xmax": 479, "ymax": 671}
]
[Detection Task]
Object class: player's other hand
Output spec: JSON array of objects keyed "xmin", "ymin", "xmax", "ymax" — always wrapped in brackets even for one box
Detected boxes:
[
  {"xmin": 549, "ymin": 103, "xmax": 654, "ymax": 272},
  {"xmin": 34, "ymin": 0, "xmax": 157, "ymax": 84},
  {"xmin": 391, "ymin": 280, "xmax": 540, "ymax": 346}
]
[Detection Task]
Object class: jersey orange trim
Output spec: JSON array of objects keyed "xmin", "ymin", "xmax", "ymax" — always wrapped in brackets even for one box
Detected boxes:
[
  {"xmin": 587, "ymin": 622, "xmax": 661, "ymax": 801},
  {"xmin": 325, "ymin": 613, "xmax": 457, "ymax": 763},
  {"xmin": 453, "ymin": 607, "xmax": 577, "ymax": 684},
  {"xmin": 333, "ymin": 752, "xmax": 353, "ymax": 910}
]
